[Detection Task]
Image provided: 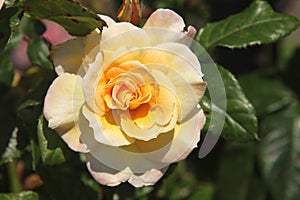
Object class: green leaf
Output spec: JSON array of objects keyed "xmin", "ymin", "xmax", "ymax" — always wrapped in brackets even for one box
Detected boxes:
[
  {"xmin": 0, "ymin": 7, "xmax": 21, "ymax": 52},
  {"xmin": 30, "ymin": 139, "xmax": 41, "ymax": 171},
  {"xmin": 200, "ymin": 66, "xmax": 258, "ymax": 142},
  {"xmin": 215, "ymin": 142, "xmax": 255, "ymax": 200},
  {"xmin": 19, "ymin": 16, "xmax": 46, "ymax": 39},
  {"xmin": 17, "ymin": 99, "xmax": 41, "ymax": 111},
  {"xmin": 246, "ymin": 173, "xmax": 267, "ymax": 200},
  {"xmin": 239, "ymin": 71, "xmax": 295, "ymax": 117},
  {"xmin": 27, "ymin": 39, "xmax": 53, "ymax": 69},
  {"xmin": 37, "ymin": 115, "xmax": 65, "ymax": 165},
  {"xmin": 0, "ymin": 54, "xmax": 14, "ymax": 86},
  {"xmin": 24, "ymin": 0, "xmax": 106, "ymax": 36},
  {"xmin": 198, "ymin": 0, "xmax": 300, "ymax": 52},
  {"xmin": 0, "ymin": 191, "xmax": 39, "ymax": 200},
  {"xmin": 189, "ymin": 185, "xmax": 215, "ymax": 200},
  {"xmin": 282, "ymin": 48, "xmax": 300, "ymax": 95},
  {"xmin": 157, "ymin": 162, "xmax": 198, "ymax": 200},
  {"xmin": 37, "ymin": 164, "xmax": 98, "ymax": 200},
  {"xmin": 259, "ymin": 103, "xmax": 300, "ymax": 200},
  {"xmin": 0, "ymin": 128, "xmax": 20, "ymax": 165}
]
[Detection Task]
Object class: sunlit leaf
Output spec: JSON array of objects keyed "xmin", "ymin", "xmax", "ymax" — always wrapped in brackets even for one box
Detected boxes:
[
  {"xmin": 30, "ymin": 139, "xmax": 41, "ymax": 171},
  {"xmin": 198, "ymin": 0, "xmax": 300, "ymax": 52},
  {"xmin": 37, "ymin": 115, "xmax": 65, "ymax": 165},
  {"xmin": 0, "ymin": 7, "xmax": 21, "ymax": 52},
  {"xmin": 17, "ymin": 100, "xmax": 41, "ymax": 111},
  {"xmin": 0, "ymin": 128, "xmax": 20, "ymax": 165},
  {"xmin": 0, "ymin": 191, "xmax": 39, "ymax": 200}
]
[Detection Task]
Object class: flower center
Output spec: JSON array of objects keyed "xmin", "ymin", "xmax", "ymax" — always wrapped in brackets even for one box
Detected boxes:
[{"xmin": 97, "ymin": 60, "xmax": 156, "ymax": 111}]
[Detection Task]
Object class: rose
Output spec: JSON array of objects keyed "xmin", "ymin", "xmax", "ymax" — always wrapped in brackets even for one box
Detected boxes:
[
  {"xmin": 0, "ymin": 0, "xmax": 4, "ymax": 10},
  {"xmin": 44, "ymin": 9, "xmax": 206, "ymax": 187}
]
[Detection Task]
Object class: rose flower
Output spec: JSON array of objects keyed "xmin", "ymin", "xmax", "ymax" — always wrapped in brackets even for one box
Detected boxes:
[{"xmin": 44, "ymin": 9, "xmax": 206, "ymax": 187}]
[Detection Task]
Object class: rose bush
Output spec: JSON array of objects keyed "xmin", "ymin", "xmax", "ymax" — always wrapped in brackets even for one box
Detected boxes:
[{"xmin": 44, "ymin": 9, "xmax": 206, "ymax": 187}]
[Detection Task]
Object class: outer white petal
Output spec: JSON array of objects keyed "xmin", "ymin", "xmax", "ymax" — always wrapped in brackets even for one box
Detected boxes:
[
  {"xmin": 100, "ymin": 22, "xmax": 151, "ymax": 61},
  {"xmin": 86, "ymin": 154, "xmax": 165, "ymax": 187},
  {"xmin": 128, "ymin": 168, "xmax": 166, "ymax": 187},
  {"xmin": 101, "ymin": 22, "xmax": 142, "ymax": 42},
  {"xmin": 87, "ymin": 154, "xmax": 132, "ymax": 187},
  {"xmin": 53, "ymin": 38, "xmax": 85, "ymax": 76},
  {"xmin": 79, "ymin": 110, "xmax": 169, "ymax": 173},
  {"xmin": 143, "ymin": 9, "xmax": 195, "ymax": 45},
  {"xmin": 143, "ymin": 9, "xmax": 185, "ymax": 32},
  {"xmin": 44, "ymin": 73, "xmax": 87, "ymax": 152},
  {"xmin": 99, "ymin": 15, "xmax": 116, "ymax": 27}
]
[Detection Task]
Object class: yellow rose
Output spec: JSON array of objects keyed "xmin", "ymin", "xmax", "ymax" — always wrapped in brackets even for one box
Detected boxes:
[
  {"xmin": 44, "ymin": 9, "xmax": 206, "ymax": 187},
  {"xmin": 0, "ymin": 0, "xmax": 4, "ymax": 10}
]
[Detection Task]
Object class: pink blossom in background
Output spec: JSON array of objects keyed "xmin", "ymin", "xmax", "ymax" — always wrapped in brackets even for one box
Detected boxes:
[
  {"xmin": 10, "ymin": 38, "xmax": 31, "ymax": 70},
  {"xmin": 41, "ymin": 20, "xmax": 74, "ymax": 46}
]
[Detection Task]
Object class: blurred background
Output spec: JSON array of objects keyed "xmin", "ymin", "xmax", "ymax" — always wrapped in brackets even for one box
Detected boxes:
[{"xmin": 0, "ymin": 0, "xmax": 299, "ymax": 199}]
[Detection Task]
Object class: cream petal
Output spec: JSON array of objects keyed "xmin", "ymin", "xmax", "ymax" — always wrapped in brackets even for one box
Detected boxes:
[
  {"xmin": 56, "ymin": 123, "xmax": 88, "ymax": 152},
  {"xmin": 119, "ymin": 109, "xmax": 163, "ymax": 141},
  {"xmin": 99, "ymin": 15, "xmax": 116, "ymax": 27},
  {"xmin": 102, "ymin": 46, "xmax": 205, "ymax": 121},
  {"xmin": 87, "ymin": 154, "xmax": 132, "ymax": 187},
  {"xmin": 144, "ymin": 27, "xmax": 194, "ymax": 46},
  {"xmin": 44, "ymin": 73, "xmax": 84, "ymax": 129},
  {"xmin": 161, "ymin": 108, "xmax": 205, "ymax": 163},
  {"xmin": 151, "ymin": 70, "xmax": 176, "ymax": 113},
  {"xmin": 150, "ymin": 43, "xmax": 206, "ymax": 121},
  {"xmin": 82, "ymin": 105, "xmax": 134, "ymax": 146},
  {"xmin": 100, "ymin": 23, "xmax": 151, "ymax": 61},
  {"xmin": 154, "ymin": 42, "xmax": 203, "ymax": 77},
  {"xmin": 82, "ymin": 52, "xmax": 105, "ymax": 114},
  {"xmin": 143, "ymin": 9, "xmax": 185, "ymax": 32},
  {"xmin": 43, "ymin": 73, "xmax": 86, "ymax": 152},
  {"xmin": 0, "ymin": 0, "xmax": 4, "ymax": 10},
  {"xmin": 86, "ymin": 154, "xmax": 166, "ymax": 187},
  {"xmin": 136, "ymin": 108, "xmax": 205, "ymax": 164},
  {"xmin": 101, "ymin": 22, "xmax": 142, "ymax": 42},
  {"xmin": 79, "ymin": 110, "xmax": 169, "ymax": 173},
  {"xmin": 53, "ymin": 38, "xmax": 85, "ymax": 76},
  {"xmin": 119, "ymin": 76, "xmax": 177, "ymax": 141}
]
